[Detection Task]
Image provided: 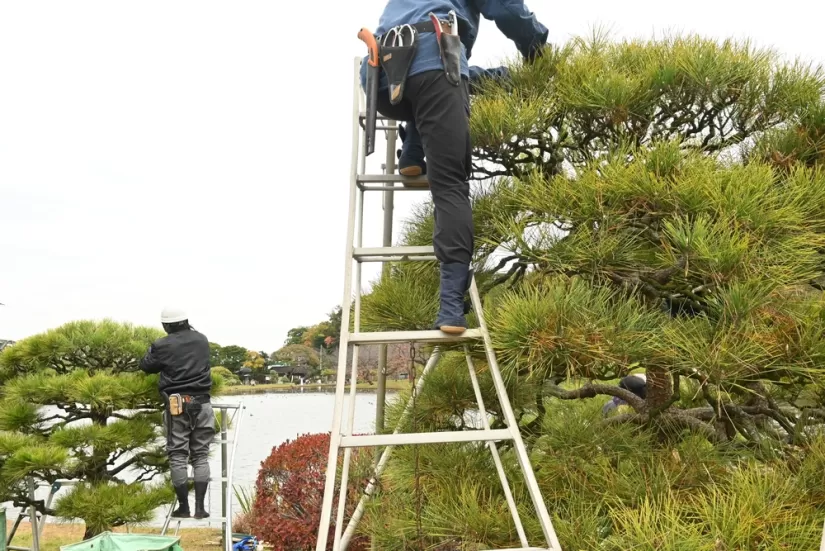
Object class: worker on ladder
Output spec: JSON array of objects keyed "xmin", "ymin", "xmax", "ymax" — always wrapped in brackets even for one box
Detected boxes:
[
  {"xmin": 140, "ymin": 307, "xmax": 214, "ymax": 520},
  {"xmin": 359, "ymin": 0, "xmax": 549, "ymax": 335},
  {"xmin": 395, "ymin": 65, "xmax": 511, "ymax": 178}
]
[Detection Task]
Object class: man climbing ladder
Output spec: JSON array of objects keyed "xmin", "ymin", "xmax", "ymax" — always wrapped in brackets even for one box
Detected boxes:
[
  {"xmin": 312, "ymin": 2, "xmax": 561, "ymax": 550},
  {"xmin": 358, "ymin": 0, "xmax": 549, "ymax": 335}
]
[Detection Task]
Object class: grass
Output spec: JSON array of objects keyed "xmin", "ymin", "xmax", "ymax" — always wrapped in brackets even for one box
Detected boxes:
[
  {"xmin": 221, "ymin": 379, "xmax": 411, "ymax": 395},
  {"xmin": 4, "ymin": 521, "xmax": 228, "ymax": 551}
]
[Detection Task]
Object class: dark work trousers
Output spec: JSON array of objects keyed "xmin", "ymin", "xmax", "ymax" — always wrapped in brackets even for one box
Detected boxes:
[
  {"xmin": 164, "ymin": 401, "xmax": 215, "ymax": 486},
  {"xmin": 376, "ymin": 70, "xmax": 474, "ymax": 265}
]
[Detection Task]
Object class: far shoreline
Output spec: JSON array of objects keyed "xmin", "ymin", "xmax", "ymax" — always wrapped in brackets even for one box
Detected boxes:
[{"xmin": 219, "ymin": 380, "xmax": 410, "ymax": 396}]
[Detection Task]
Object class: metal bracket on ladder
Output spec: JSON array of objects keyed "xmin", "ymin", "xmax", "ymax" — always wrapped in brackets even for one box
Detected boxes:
[
  {"xmin": 313, "ymin": 58, "xmax": 563, "ymax": 551},
  {"xmin": 160, "ymin": 402, "xmax": 245, "ymax": 551}
]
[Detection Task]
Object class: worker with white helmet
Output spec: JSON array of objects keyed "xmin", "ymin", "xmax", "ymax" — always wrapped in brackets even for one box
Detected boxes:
[{"xmin": 140, "ymin": 307, "xmax": 213, "ymax": 519}]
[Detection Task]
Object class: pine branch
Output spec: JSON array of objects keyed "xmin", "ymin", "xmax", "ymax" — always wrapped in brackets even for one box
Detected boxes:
[
  {"xmin": 545, "ymin": 381, "xmax": 646, "ymax": 412},
  {"xmin": 107, "ymin": 453, "xmax": 150, "ymax": 478}
]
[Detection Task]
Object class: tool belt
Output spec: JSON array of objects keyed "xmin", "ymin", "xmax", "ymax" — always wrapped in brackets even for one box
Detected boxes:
[
  {"xmin": 377, "ymin": 12, "xmax": 462, "ymax": 106},
  {"xmin": 376, "ymin": 19, "xmax": 452, "ymax": 44},
  {"xmin": 167, "ymin": 393, "xmax": 209, "ymax": 416},
  {"xmin": 182, "ymin": 394, "xmax": 210, "ymax": 404}
]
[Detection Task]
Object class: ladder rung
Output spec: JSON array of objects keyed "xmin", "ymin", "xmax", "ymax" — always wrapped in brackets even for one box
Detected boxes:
[
  {"xmin": 353, "ymin": 246, "xmax": 436, "ymax": 262},
  {"xmin": 359, "ymin": 111, "xmax": 397, "ymax": 121},
  {"xmin": 349, "ymin": 329, "xmax": 483, "ymax": 345},
  {"xmin": 340, "ymin": 428, "xmax": 512, "ymax": 448},
  {"xmin": 172, "ymin": 516, "xmax": 227, "ymax": 522},
  {"xmin": 357, "ymin": 174, "xmax": 429, "ymax": 188}
]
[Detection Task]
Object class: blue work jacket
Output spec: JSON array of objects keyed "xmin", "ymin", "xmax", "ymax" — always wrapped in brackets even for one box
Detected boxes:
[{"xmin": 359, "ymin": 0, "xmax": 547, "ymax": 91}]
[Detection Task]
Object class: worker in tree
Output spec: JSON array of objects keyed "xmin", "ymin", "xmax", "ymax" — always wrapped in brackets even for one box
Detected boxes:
[
  {"xmin": 396, "ymin": 65, "xmax": 511, "ymax": 177},
  {"xmin": 602, "ymin": 373, "xmax": 647, "ymax": 416},
  {"xmin": 140, "ymin": 307, "xmax": 214, "ymax": 519},
  {"xmin": 360, "ymin": 0, "xmax": 548, "ymax": 334}
]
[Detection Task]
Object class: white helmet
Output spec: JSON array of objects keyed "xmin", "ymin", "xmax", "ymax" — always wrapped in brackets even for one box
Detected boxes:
[{"xmin": 161, "ymin": 307, "xmax": 188, "ymax": 324}]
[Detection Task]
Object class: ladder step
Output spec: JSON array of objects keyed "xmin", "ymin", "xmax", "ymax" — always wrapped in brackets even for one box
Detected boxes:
[
  {"xmin": 357, "ymin": 174, "xmax": 429, "ymax": 188},
  {"xmin": 353, "ymin": 246, "xmax": 436, "ymax": 262},
  {"xmin": 349, "ymin": 329, "xmax": 483, "ymax": 345},
  {"xmin": 172, "ymin": 516, "xmax": 227, "ymax": 522},
  {"xmin": 359, "ymin": 111, "xmax": 397, "ymax": 121},
  {"xmin": 340, "ymin": 428, "xmax": 512, "ymax": 448}
]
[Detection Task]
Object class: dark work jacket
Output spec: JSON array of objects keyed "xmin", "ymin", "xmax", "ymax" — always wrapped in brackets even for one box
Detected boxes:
[
  {"xmin": 140, "ymin": 329, "xmax": 212, "ymax": 397},
  {"xmin": 361, "ymin": 0, "xmax": 548, "ymax": 91}
]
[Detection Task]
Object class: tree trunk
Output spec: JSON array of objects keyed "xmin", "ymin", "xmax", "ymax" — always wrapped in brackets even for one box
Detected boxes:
[
  {"xmin": 89, "ymin": 410, "xmax": 109, "ymax": 483},
  {"xmin": 83, "ymin": 524, "xmax": 103, "ymax": 540},
  {"xmin": 645, "ymin": 366, "xmax": 673, "ymax": 410}
]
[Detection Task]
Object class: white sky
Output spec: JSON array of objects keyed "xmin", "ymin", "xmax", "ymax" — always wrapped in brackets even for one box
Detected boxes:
[{"xmin": 1, "ymin": 1, "xmax": 823, "ymax": 353}]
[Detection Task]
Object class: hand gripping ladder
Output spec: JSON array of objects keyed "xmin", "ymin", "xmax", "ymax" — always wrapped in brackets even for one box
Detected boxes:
[{"xmin": 314, "ymin": 58, "xmax": 563, "ymax": 551}]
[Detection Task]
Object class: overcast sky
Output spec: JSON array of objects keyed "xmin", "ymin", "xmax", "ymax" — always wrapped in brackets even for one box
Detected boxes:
[{"xmin": 1, "ymin": 1, "xmax": 823, "ymax": 353}]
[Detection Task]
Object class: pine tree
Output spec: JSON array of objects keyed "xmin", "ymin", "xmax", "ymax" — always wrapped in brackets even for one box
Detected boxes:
[
  {"xmin": 0, "ymin": 319, "xmax": 224, "ymax": 538},
  {"xmin": 356, "ymin": 32, "xmax": 825, "ymax": 549}
]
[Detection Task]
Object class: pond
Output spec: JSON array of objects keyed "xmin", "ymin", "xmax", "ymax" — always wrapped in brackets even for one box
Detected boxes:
[{"xmin": 6, "ymin": 391, "xmax": 397, "ymax": 529}]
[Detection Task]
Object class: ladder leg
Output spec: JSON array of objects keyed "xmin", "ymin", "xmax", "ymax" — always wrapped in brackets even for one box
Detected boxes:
[
  {"xmin": 7, "ymin": 512, "xmax": 22, "ymax": 545},
  {"xmin": 333, "ymin": 345, "xmax": 362, "ymax": 550},
  {"xmin": 28, "ymin": 478, "xmax": 39, "ymax": 551},
  {"xmin": 315, "ymin": 56, "xmax": 365, "ymax": 551},
  {"xmin": 464, "ymin": 346, "xmax": 529, "ymax": 548},
  {"xmin": 335, "ymin": 71, "xmax": 369, "ymax": 548},
  {"xmin": 339, "ymin": 347, "xmax": 443, "ymax": 550},
  {"xmin": 469, "ymin": 279, "xmax": 562, "ymax": 551}
]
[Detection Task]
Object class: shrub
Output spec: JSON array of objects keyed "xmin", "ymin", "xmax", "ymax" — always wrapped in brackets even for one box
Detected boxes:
[
  {"xmin": 212, "ymin": 365, "xmax": 241, "ymax": 386},
  {"xmin": 251, "ymin": 433, "xmax": 373, "ymax": 551}
]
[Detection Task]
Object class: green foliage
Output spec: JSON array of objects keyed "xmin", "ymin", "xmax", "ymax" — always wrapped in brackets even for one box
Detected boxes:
[
  {"xmin": 272, "ymin": 344, "xmax": 320, "ymax": 369},
  {"xmin": 209, "ymin": 343, "xmax": 248, "ymax": 371},
  {"xmin": 242, "ymin": 350, "xmax": 267, "ymax": 371},
  {"xmin": 54, "ymin": 481, "xmax": 173, "ymax": 536},
  {"xmin": 0, "ymin": 319, "xmax": 196, "ymax": 537},
  {"xmin": 488, "ymin": 277, "xmax": 664, "ymax": 380},
  {"xmin": 212, "ymin": 366, "xmax": 241, "ymax": 386},
  {"xmin": 284, "ymin": 326, "xmax": 310, "ymax": 346},
  {"xmin": 284, "ymin": 306, "xmax": 344, "ymax": 352},
  {"xmin": 234, "ymin": 484, "xmax": 255, "ymax": 515},
  {"xmin": 352, "ymin": 32, "xmax": 825, "ymax": 550},
  {"xmin": 361, "ymin": 397, "xmax": 824, "ymax": 550},
  {"xmin": 0, "ymin": 319, "xmax": 163, "ymax": 382}
]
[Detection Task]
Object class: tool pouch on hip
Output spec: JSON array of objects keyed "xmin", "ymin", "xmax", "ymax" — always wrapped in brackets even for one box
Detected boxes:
[
  {"xmin": 380, "ymin": 41, "xmax": 417, "ymax": 105},
  {"xmin": 168, "ymin": 393, "xmax": 183, "ymax": 416},
  {"xmin": 438, "ymin": 32, "xmax": 461, "ymax": 87}
]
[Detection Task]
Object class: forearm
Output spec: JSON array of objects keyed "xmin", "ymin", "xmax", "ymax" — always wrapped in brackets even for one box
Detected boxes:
[{"xmin": 139, "ymin": 347, "xmax": 163, "ymax": 374}]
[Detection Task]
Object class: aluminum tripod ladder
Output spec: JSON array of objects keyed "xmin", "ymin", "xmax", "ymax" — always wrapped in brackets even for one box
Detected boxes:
[
  {"xmin": 314, "ymin": 58, "xmax": 562, "ymax": 551},
  {"xmin": 160, "ymin": 402, "xmax": 245, "ymax": 551}
]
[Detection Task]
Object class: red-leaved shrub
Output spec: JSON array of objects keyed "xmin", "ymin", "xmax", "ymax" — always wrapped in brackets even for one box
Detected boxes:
[{"xmin": 251, "ymin": 432, "xmax": 371, "ymax": 551}]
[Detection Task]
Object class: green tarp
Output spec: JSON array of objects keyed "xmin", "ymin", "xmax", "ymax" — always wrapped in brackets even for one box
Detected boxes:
[{"xmin": 60, "ymin": 532, "xmax": 183, "ymax": 551}]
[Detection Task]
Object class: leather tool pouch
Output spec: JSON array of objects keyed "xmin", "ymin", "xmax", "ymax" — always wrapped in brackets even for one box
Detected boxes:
[
  {"xmin": 438, "ymin": 32, "xmax": 461, "ymax": 86},
  {"xmin": 380, "ymin": 39, "xmax": 417, "ymax": 105},
  {"xmin": 168, "ymin": 393, "xmax": 183, "ymax": 416}
]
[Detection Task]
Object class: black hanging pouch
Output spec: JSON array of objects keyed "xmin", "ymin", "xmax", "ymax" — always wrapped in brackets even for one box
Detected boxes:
[
  {"xmin": 438, "ymin": 33, "xmax": 461, "ymax": 86},
  {"xmin": 379, "ymin": 25, "xmax": 417, "ymax": 105},
  {"xmin": 429, "ymin": 12, "xmax": 461, "ymax": 86}
]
